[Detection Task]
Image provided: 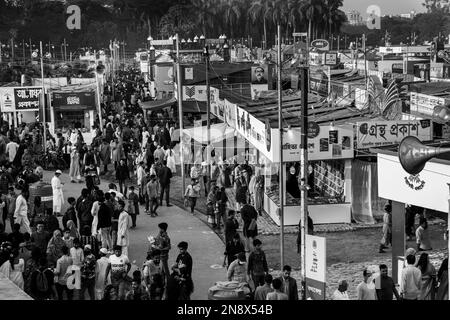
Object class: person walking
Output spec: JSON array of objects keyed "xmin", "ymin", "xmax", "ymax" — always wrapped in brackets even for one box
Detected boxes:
[
  {"xmin": 116, "ymin": 200, "xmax": 131, "ymax": 257},
  {"xmin": 277, "ymin": 265, "xmax": 299, "ymax": 300},
  {"xmin": 51, "ymin": 170, "xmax": 64, "ymax": 217},
  {"xmin": 332, "ymin": 280, "xmax": 350, "ymax": 300},
  {"xmin": 95, "ymin": 248, "xmax": 110, "ymax": 300},
  {"xmin": 184, "ymin": 178, "xmax": 200, "ymax": 214},
  {"xmin": 79, "ymin": 244, "xmax": 96, "ymax": 300},
  {"xmin": 175, "ymin": 241, "xmax": 194, "ymax": 300},
  {"xmin": 104, "ymin": 245, "xmax": 131, "ymax": 300},
  {"xmin": 97, "ymin": 193, "xmax": 113, "ymax": 250},
  {"xmin": 77, "ymin": 189, "xmax": 93, "ymax": 233},
  {"xmin": 147, "ymin": 174, "xmax": 159, "ymax": 217},
  {"xmin": 14, "ymin": 188, "xmax": 31, "ymax": 234},
  {"xmin": 158, "ymin": 160, "xmax": 172, "ymax": 207},
  {"xmin": 127, "ymin": 186, "xmax": 139, "ymax": 228},
  {"xmin": 53, "ymin": 245, "xmax": 73, "ymax": 300},
  {"xmin": 379, "ymin": 201, "xmax": 392, "ymax": 253},
  {"xmin": 224, "ymin": 210, "xmax": 239, "ymax": 245},
  {"xmin": 240, "ymin": 203, "xmax": 258, "ymax": 254},
  {"xmin": 356, "ymin": 268, "xmax": 376, "ymax": 300},
  {"xmin": 115, "ymin": 159, "xmax": 130, "ymax": 196},
  {"xmin": 416, "ymin": 217, "xmax": 432, "ymax": 251},
  {"xmin": 247, "ymin": 239, "xmax": 268, "ymax": 289},
  {"xmin": 416, "ymin": 252, "xmax": 436, "ymax": 300},
  {"xmin": 154, "ymin": 222, "xmax": 171, "ymax": 286},
  {"xmin": 69, "ymin": 147, "xmax": 82, "ymax": 183},
  {"xmin": 400, "ymin": 254, "xmax": 422, "ymax": 300},
  {"xmin": 99, "ymin": 139, "xmax": 111, "ymax": 175},
  {"xmin": 254, "ymin": 274, "xmax": 274, "ymax": 300}
]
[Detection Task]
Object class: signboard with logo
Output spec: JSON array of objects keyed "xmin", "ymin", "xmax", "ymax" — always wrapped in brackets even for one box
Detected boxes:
[
  {"xmin": 182, "ymin": 85, "xmax": 207, "ymax": 101},
  {"xmin": 305, "ymin": 235, "xmax": 326, "ymax": 300},
  {"xmin": 311, "ymin": 39, "xmax": 329, "ymax": 51},
  {"xmin": 308, "ymin": 122, "xmax": 320, "ymax": 138},
  {"xmin": 324, "ymin": 52, "xmax": 338, "ymax": 66},
  {"xmin": 356, "ymin": 120, "xmax": 433, "ymax": 149},
  {"xmin": 14, "ymin": 87, "xmax": 43, "ymax": 110},
  {"xmin": 0, "ymin": 87, "xmax": 15, "ymax": 112},
  {"xmin": 377, "ymin": 153, "xmax": 450, "ymax": 213},
  {"xmin": 52, "ymin": 91, "xmax": 96, "ymax": 110},
  {"xmin": 410, "ymin": 92, "xmax": 448, "ymax": 116}
]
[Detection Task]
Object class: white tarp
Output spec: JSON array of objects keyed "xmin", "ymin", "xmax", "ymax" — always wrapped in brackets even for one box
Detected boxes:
[{"xmin": 182, "ymin": 123, "xmax": 235, "ymax": 144}]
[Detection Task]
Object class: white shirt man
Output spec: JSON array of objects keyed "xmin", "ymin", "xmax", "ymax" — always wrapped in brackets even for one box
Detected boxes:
[
  {"xmin": 51, "ymin": 170, "xmax": 64, "ymax": 215},
  {"xmin": 5, "ymin": 140, "xmax": 19, "ymax": 163},
  {"xmin": 14, "ymin": 192, "xmax": 31, "ymax": 234}
]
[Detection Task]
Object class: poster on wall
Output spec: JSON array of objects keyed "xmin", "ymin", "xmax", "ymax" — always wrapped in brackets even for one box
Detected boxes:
[
  {"xmin": 14, "ymin": 87, "xmax": 42, "ymax": 110},
  {"xmin": 184, "ymin": 67, "xmax": 194, "ymax": 80},
  {"xmin": 356, "ymin": 120, "xmax": 433, "ymax": 149},
  {"xmin": 0, "ymin": 87, "xmax": 15, "ymax": 112},
  {"xmin": 251, "ymin": 65, "xmax": 268, "ymax": 84}
]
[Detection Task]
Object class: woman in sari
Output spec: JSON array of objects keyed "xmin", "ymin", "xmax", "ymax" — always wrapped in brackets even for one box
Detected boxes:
[
  {"xmin": 46, "ymin": 229, "xmax": 66, "ymax": 267},
  {"xmin": 436, "ymin": 258, "xmax": 448, "ymax": 300},
  {"xmin": 67, "ymin": 220, "xmax": 80, "ymax": 239},
  {"xmin": 416, "ymin": 252, "xmax": 436, "ymax": 300}
]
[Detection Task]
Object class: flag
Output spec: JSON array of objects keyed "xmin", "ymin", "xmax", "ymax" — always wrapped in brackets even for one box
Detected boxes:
[{"xmin": 382, "ymin": 79, "xmax": 399, "ymax": 111}]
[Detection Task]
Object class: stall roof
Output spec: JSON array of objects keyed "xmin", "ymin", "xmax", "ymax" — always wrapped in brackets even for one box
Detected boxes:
[
  {"xmin": 183, "ymin": 101, "xmax": 207, "ymax": 113},
  {"xmin": 141, "ymin": 97, "xmax": 176, "ymax": 110}
]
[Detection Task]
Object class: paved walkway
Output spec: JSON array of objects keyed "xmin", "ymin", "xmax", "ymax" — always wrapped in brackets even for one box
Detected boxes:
[{"xmin": 37, "ymin": 170, "xmax": 226, "ymax": 300}]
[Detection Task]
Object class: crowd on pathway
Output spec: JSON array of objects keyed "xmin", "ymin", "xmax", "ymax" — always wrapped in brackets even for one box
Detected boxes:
[{"xmin": 0, "ymin": 66, "xmax": 448, "ymax": 301}]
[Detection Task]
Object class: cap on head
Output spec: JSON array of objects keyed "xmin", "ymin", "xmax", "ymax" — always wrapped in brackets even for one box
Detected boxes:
[{"xmin": 55, "ymin": 169, "xmax": 62, "ymax": 175}]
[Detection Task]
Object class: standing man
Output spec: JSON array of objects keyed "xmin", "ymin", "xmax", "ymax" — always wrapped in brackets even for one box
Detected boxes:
[
  {"xmin": 416, "ymin": 217, "xmax": 432, "ymax": 251},
  {"xmin": 356, "ymin": 268, "xmax": 376, "ymax": 300},
  {"xmin": 158, "ymin": 160, "xmax": 172, "ymax": 207},
  {"xmin": 97, "ymin": 194, "xmax": 113, "ymax": 250},
  {"xmin": 224, "ymin": 210, "xmax": 239, "ymax": 245},
  {"xmin": 104, "ymin": 245, "xmax": 131, "ymax": 300},
  {"xmin": 375, "ymin": 264, "xmax": 401, "ymax": 300},
  {"xmin": 51, "ymin": 170, "xmax": 64, "ymax": 217},
  {"xmin": 400, "ymin": 254, "xmax": 422, "ymax": 300},
  {"xmin": 116, "ymin": 200, "xmax": 131, "ymax": 257},
  {"xmin": 154, "ymin": 222, "xmax": 171, "ymax": 284},
  {"xmin": 254, "ymin": 274, "xmax": 274, "ymax": 300},
  {"xmin": 277, "ymin": 265, "xmax": 299, "ymax": 300},
  {"xmin": 247, "ymin": 239, "xmax": 268, "ymax": 289},
  {"xmin": 175, "ymin": 241, "xmax": 194, "ymax": 300},
  {"xmin": 14, "ymin": 188, "xmax": 31, "ymax": 234}
]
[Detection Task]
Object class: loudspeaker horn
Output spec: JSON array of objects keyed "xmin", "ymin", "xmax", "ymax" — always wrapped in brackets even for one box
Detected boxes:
[{"xmin": 398, "ymin": 136, "xmax": 450, "ymax": 175}]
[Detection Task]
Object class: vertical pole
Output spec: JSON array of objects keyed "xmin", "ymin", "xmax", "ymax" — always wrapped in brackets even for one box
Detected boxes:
[
  {"xmin": 60, "ymin": 44, "xmax": 63, "ymax": 63},
  {"xmin": 64, "ymin": 38, "xmax": 67, "ymax": 62},
  {"xmin": 392, "ymin": 200, "xmax": 405, "ymax": 285},
  {"xmin": 206, "ymin": 46, "xmax": 211, "ymax": 189},
  {"xmin": 337, "ymin": 36, "xmax": 340, "ymax": 52},
  {"xmin": 0, "ymin": 41, "xmax": 2, "ymax": 63},
  {"xmin": 299, "ymin": 66, "xmax": 309, "ymax": 300},
  {"xmin": 40, "ymin": 41, "xmax": 47, "ymax": 153},
  {"xmin": 176, "ymin": 34, "xmax": 186, "ymax": 196},
  {"xmin": 277, "ymin": 25, "xmax": 285, "ymax": 270},
  {"xmin": 11, "ymin": 38, "xmax": 14, "ymax": 61},
  {"xmin": 22, "ymin": 40, "xmax": 25, "ymax": 65},
  {"xmin": 29, "ymin": 38, "xmax": 32, "ymax": 58},
  {"xmin": 363, "ymin": 34, "xmax": 367, "ymax": 88},
  {"xmin": 94, "ymin": 50, "xmax": 104, "ymax": 133}
]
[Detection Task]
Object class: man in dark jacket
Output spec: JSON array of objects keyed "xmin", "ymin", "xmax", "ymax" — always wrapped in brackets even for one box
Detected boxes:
[
  {"xmin": 224, "ymin": 233, "xmax": 245, "ymax": 268},
  {"xmin": 277, "ymin": 265, "xmax": 299, "ymax": 300},
  {"xmin": 77, "ymin": 189, "xmax": 93, "ymax": 233},
  {"xmin": 158, "ymin": 160, "xmax": 172, "ymax": 207},
  {"xmin": 62, "ymin": 197, "xmax": 77, "ymax": 229},
  {"xmin": 115, "ymin": 159, "xmax": 130, "ymax": 196},
  {"xmin": 97, "ymin": 191, "xmax": 113, "ymax": 250},
  {"xmin": 247, "ymin": 239, "xmax": 269, "ymax": 288},
  {"xmin": 224, "ymin": 210, "xmax": 239, "ymax": 244}
]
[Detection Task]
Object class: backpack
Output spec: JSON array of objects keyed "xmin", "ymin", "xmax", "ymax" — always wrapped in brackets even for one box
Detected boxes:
[{"xmin": 35, "ymin": 269, "xmax": 49, "ymax": 293}]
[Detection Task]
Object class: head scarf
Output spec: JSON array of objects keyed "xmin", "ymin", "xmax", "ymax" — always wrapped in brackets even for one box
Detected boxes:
[
  {"xmin": 47, "ymin": 230, "xmax": 65, "ymax": 260},
  {"xmin": 67, "ymin": 220, "xmax": 80, "ymax": 239}
]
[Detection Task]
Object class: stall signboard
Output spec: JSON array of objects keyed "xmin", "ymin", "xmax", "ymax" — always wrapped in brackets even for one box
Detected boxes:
[
  {"xmin": 182, "ymin": 85, "xmax": 207, "ymax": 101},
  {"xmin": 14, "ymin": 87, "xmax": 42, "ymax": 110},
  {"xmin": 235, "ymin": 105, "xmax": 271, "ymax": 159},
  {"xmin": 0, "ymin": 87, "xmax": 15, "ymax": 112},
  {"xmin": 410, "ymin": 92, "xmax": 447, "ymax": 116},
  {"xmin": 324, "ymin": 52, "xmax": 338, "ymax": 66},
  {"xmin": 52, "ymin": 91, "xmax": 96, "ymax": 110},
  {"xmin": 271, "ymin": 125, "xmax": 354, "ymax": 162},
  {"xmin": 377, "ymin": 153, "xmax": 450, "ymax": 213},
  {"xmin": 356, "ymin": 120, "xmax": 433, "ymax": 149},
  {"xmin": 305, "ymin": 235, "xmax": 326, "ymax": 300}
]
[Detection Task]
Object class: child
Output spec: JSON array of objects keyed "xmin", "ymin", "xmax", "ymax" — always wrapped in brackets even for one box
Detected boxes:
[{"xmin": 127, "ymin": 186, "xmax": 139, "ymax": 228}]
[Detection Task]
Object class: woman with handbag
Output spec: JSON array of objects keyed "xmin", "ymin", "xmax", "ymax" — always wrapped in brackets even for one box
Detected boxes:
[{"xmin": 184, "ymin": 179, "xmax": 200, "ymax": 214}]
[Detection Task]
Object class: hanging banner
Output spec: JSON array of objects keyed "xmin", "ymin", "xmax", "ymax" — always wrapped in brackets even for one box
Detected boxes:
[
  {"xmin": 356, "ymin": 120, "xmax": 433, "ymax": 149},
  {"xmin": 410, "ymin": 92, "xmax": 448, "ymax": 116},
  {"xmin": 14, "ymin": 87, "xmax": 42, "ymax": 110},
  {"xmin": 305, "ymin": 235, "xmax": 326, "ymax": 300}
]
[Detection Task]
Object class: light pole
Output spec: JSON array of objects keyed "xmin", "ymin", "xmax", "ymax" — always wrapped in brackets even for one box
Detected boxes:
[
  {"xmin": 176, "ymin": 34, "xmax": 186, "ymax": 196},
  {"xmin": 39, "ymin": 41, "xmax": 47, "ymax": 153},
  {"xmin": 203, "ymin": 45, "xmax": 211, "ymax": 193}
]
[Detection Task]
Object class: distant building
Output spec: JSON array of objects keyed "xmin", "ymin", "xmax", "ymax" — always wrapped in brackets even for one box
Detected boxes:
[
  {"xmin": 400, "ymin": 10, "xmax": 417, "ymax": 19},
  {"xmin": 346, "ymin": 10, "xmax": 364, "ymax": 26}
]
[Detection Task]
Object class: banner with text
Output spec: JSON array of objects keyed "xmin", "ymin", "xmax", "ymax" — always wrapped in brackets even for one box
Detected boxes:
[
  {"xmin": 356, "ymin": 120, "xmax": 433, "ymax": 149},
  {"xmin": 410, "ymin": 92, "xmax": 448, "ymax": 116},
  {"xmin": 14, "ymin": 87, "xmax": 43, "ymax": 111},
  {"xmin": 306, "ymin": 235, "xmax": 326, "ymax": 300},
  {"xmin": 52, "ymin": 91, "xmax": 96, "ymax": 110}
]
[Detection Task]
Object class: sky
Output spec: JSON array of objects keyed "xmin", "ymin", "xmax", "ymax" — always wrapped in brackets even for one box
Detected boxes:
[{"xmin": 342, "ymin": 0, "xmax": 426, "ymax": 16}]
